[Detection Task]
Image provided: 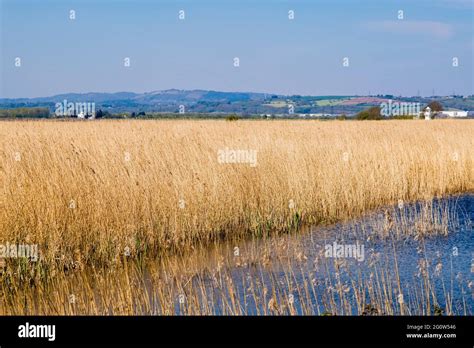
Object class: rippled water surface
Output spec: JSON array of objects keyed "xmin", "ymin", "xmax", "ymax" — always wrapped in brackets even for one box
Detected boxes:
[
  {"xmin": 3, "ymin": 195, "xmax": 473, "ymax": 315},
  {"xmin": 138, "ymin": 194, "xmax": 474, "ymax": 315}
]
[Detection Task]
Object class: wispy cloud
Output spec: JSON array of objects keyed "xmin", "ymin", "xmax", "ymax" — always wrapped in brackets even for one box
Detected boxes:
[{"xmin": 366, "ymin": 20, "xmax": 455, "ymax": 39}]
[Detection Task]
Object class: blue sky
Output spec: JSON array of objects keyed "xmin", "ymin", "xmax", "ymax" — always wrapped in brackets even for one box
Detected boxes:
[{"xmin": 1, "ymin": 0, "xmax": 473, "ymax": 98}]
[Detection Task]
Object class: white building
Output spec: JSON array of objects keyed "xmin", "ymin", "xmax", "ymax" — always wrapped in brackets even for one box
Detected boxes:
[
  {"xmin": 439, "ymin": 110, "xmax": 468, "ymax": 118},
  {"xmin": 423, "ymin": 107, "xmax": 432, "ymax": 120}
]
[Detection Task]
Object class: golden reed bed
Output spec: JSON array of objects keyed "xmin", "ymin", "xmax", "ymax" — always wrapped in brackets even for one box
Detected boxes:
[{"xmin": 1, "ymin": 119, "xmax": 473, "ymax": 268}]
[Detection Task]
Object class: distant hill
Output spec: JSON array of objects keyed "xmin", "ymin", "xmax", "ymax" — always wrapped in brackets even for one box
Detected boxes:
[
  {"xmin": 0, "ymin": 89, "xmax": 268, "ymax": 105},
  {"xmin": 1, "ymin": 90, "xmax": 473, "ymax": 117}
]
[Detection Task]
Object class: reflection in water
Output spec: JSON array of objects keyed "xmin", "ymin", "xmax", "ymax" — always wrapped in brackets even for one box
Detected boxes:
[{"xmin": 1, "ymin": 195, "xmax": 473, "ymax": 315}]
